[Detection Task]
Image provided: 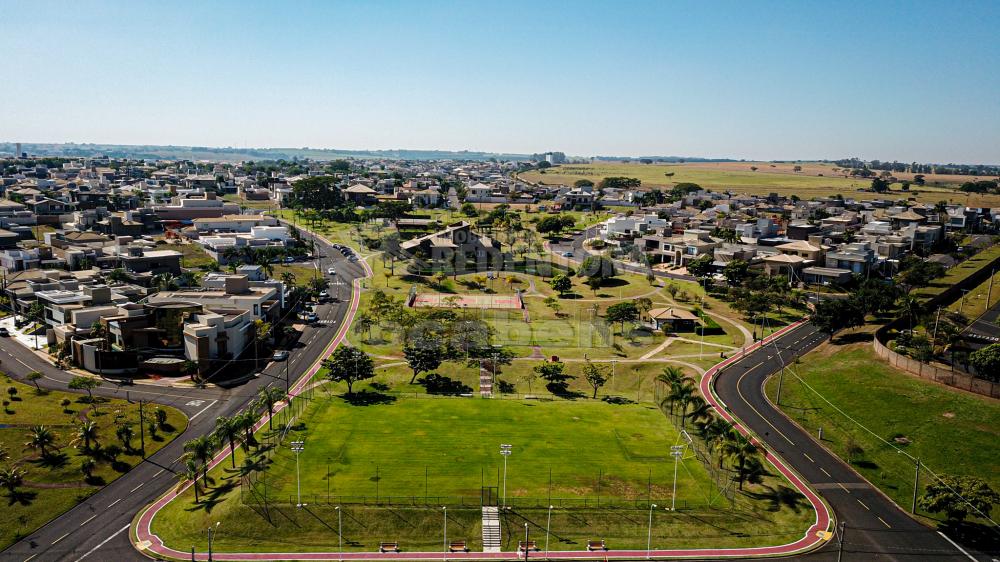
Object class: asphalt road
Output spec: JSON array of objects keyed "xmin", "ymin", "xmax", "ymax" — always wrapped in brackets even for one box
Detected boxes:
[
  {"xmin": 1, "ymin": 229, "xmax": 367, "ymax": 562},
  {"xmin": 715, "ymin": 321, "xmax": 985, "ymax": 561}
]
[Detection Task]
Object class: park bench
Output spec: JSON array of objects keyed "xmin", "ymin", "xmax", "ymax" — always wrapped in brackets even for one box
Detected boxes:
[
  {"xmin": 379, "ymin": 542, "xmax": 400, "ymax": 553},
  {"xmin": 518, "ymin": 540, "xmax": 539, "ymax": 552},
  {"xmin": 449, "ymin": 541, "xmax": 469, "ymax": 553},
  {"xmin": 587, "ymin": 539, "xmax": 607, "ymax": 551}
]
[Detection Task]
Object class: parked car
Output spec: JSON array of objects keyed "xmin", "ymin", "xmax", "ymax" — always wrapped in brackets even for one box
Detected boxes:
[
  {"xmin": 300, "ymin": 312, "xmax": 319, "ymax": 323},
  {"xmin": 272, "ymin": 350, "xmax": 290, "ymax": 361},
  {"xmin": 284, "ymin": 256, "xmax": 295, "ymax": 263},
  {"xmin": 319, "ymin": 290, "xmax": 330, "ymax": 301},
  {"xmin": 327, "ymin": 267, "xmax": 336, "ymax": 275},
  {"xmin": 0, "ymin": 327, "xmax": 9, "ymax": 337},
  {"xmin": 562, "ymin": 251, "xmax": 574, "ymax": 257}
]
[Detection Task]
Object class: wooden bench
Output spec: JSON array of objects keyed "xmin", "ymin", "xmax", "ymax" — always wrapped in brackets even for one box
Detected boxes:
[
  {"xmin": 449, "ymin": 541, "xmax": 469, "ymax": 553},
  {"xmin": 587, "ymin": 539, "xmax": 607, "ymax": 551},
  {"xmin": 379, "ymin": 542, "xmax": 400, "ymax": 553},
  {"xmin": 518, "ymin": 540, "xmax": 539, "ymax": 552}
]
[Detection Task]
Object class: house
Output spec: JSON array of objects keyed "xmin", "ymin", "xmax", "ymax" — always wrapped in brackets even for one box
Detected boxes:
[
  {"xmin": 151, "ymin": 192, "xmax": 239, "ymax": 220},
  {"xmin": 399, "ymin": 221, "xmax": 503, "ymax": 271},
  {"xmin": 192, "ymin": 214, "xmax": 278, "ymax": 233},
  {"xmin": 801, "ymin": 267, "xmax": 853, "ymax": 285},
  {"xmin": 645, "ymin": 307, "xmax": 700, "ymax": 332},
  {"xmin": 600, "ymin": 214, "xmax": 668, "ymax": 238},
  {"xmin": 146, "ymin": 275, "xmax": 281, "ymax": 321},
  {"xmin": 118, "ymin": 246, "xmax": 183, "ymax": 276},
  {"xmin": 344, "ymin": 184, "xmax": 378, "ymax": 205}
]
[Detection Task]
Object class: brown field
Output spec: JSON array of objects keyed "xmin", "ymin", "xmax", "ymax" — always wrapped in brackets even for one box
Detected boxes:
[{"xmin": 681, "ymin": 161, "xmax": 999, "ymax": 186}]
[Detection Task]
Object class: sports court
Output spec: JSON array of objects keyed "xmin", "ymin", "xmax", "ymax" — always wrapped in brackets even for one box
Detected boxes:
[{"xmin": 409, "ymin": 292, "xmax": 522, "ymax": 309}]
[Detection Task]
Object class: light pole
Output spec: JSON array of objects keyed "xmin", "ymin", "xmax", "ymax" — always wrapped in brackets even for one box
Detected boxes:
[
  {"xmin": 500, "ymin": 444, "xmax": 512, "ymax": 509},
  {"xmin": 544, "ymin": 504, "xmax": 553, "ymax": 556},
  {"xmin": 336, "ymin": 506, "xmax": 342, "ymax": 562},
  {"xmin": 670, "ymin": 445, "xmax": 684, "ymax": 511},
  {"xmin": 291, "ymin": 441, "xmax": 305, "ymax": 507},
  {"xmin": 523, "ymin": 522, "xmax": 530, "ymax": 562},
  {"xmin": 611, "ymin": 359, "xmax": 617, "ymax": 387},
  {"xmin": 646, "ymin": 503, "xmax": 657, "ymax": 559},
  {"xmin": 207, "ymin": 522, "xmax": 220, "ymax": 562},
  {"xmin": 442, "ymin": 506, "xmax": 448, "ymax": 561}
]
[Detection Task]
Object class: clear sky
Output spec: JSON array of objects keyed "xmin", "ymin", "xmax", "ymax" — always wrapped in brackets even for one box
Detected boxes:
[{"xmin": 2, "ymin": 0, "xmax": 998, "ymax": 163}]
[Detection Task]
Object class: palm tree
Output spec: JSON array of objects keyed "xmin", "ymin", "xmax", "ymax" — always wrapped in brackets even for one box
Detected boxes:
[
  {"xmin": 678, "ymin": 394, "xmax": 711, "ymax": 428},
  {"xmin": 661, "ymin": 378, "xmax": 695, "ymax": 417},
  {"xmin": 898, "ymin": 294, "xmax": 923, "ymax": 330},
  {"xmin": 80, "ymin": 457, "xmax": 96, "ymax": 480},
  {"xmin": 721, "ymin": 431, "xmax": 759, "ymax": 490},
  {"xmin": 115, "ymin": 423, "xmax": 135, "ymax": 451},
  {"xmin": 151, "ymin": 273, "xmax": 179, "ymax": 292},
  {"xmin": 252, "ymin": 320, "xmax": 273, "ymax": 369},
  {"xmin": 280, "ymin": 271, "xmax": 296, "ymax": 288},
  {"xmin": 107, "ymin": 268, "xmax": 129, "ymax": 283},
  {"xmin": 696, "ymin": 417, "xmax": 734, "ymax": 467},
  {"xmin": 183, "ymin": 435, "xmax": 215, "ymax": 486},
  {"xmin": 25, "ymin": 425, "xmax": 57, "ymax": 457},
  {"xmin": 236, "ymin": 409, "xmax": 258, "ymax": 450},
  {"xmin": 0, "ymin": 465, "xmax": 26, "ymax": 495},
  {"xmin": 180, "ymin": 457, "xmax": 202, "ymax": 503},
  {"xmin": 214, "ymin": 415, "xmax": 241, "ymax": 468},
  {"xmin": 71, "ymin": 421, "xmax": 100, "ymax": 452},
  {"xmin": 257, "ymin": 387, "xmax": 284, "ymax": 431}
]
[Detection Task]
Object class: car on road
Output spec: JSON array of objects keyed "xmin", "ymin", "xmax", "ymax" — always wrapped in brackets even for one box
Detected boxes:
[
  {"xmin": 284, "ymin": 256, "xmax": 295, "ymax": 263},
  {"xmin": 327, "ymin": 267, "xmax": 336, "ymax": 275},
  {"xmin": 318, "ymin": 290, "xmax": 330, "ymax": 301},
  {"xmin": 562, "ymin": 251, "xmax": 574, "ymax": 257},
  {"xmin": 0, "ymin": 327, "xmax": 9, "ymax": 337},
  {"xmin": 299, "ymin": 312, "xmax": 319, "ymax": 323},
  {"xmin": 272, "ymin": 350, "xmax": 290, "ymax": 361}
]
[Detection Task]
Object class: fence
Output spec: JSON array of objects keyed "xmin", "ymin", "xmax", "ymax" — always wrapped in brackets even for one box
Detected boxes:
[
  {"xmin": 872, "ymin": 334, "xmax": 1000, "ymax": 399},
  {"xmin": 261, "ymin": 493, "xmax": 703, "ymax": 511}
]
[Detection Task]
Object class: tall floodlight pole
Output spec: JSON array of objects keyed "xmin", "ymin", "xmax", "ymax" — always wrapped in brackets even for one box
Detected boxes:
[
  {"xmin": 442, "ymin": 506, "xmax": 448, "ymax": 561},
  {"xmin": 207, "ymin": 522, "xmax": 220, "ymax": 562},
  {"xmin": 646, "ymin": 503, "xmax": 657, "ymax": 559},
  {"xmin": 670, "ymin": 445, "xmax": 684, "ymax": 511},
  {"xmin": 545, "ymin": 504, "xmax": 553, "ymax": 555},
  {"xmin": 500, "ymin": 444, "xmax": 512, "ymax": 509},
  {"xmin": 524, "ymin": 523, "xmax": 530, "ymax": 562},
  {"xmin": 336, "ymin": 506, "xmax": 342, "ymax": 562},
  {"xmin": 291, "ymin": 441, "xmax": 305, "ymax": 507}
]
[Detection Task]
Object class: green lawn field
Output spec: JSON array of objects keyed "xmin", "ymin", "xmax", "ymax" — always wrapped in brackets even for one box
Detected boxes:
[
  {"xmin": 151, "ymin": 393, "xmax": 815, "ymax": 553},
  {"xmin": 765, "ymin": 343, "xmax": 1000, "ymax": 524},
  {"xmin": 0, "ymin": 376, "xmax": 185, "ymax": 549}
]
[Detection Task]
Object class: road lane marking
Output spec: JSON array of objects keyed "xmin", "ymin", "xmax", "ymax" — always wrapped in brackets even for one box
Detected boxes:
[
  {"xmin": 878, "ymin": 516, "xmax": 891, "ymax": 528},
  {"xmin": 820, "ymin": 467, "xmax": 832, "ymax": 477},
  {"xmin": 189, "ymin": 399, "xmax": 218, "ymax": 420},
  {"xmin": 737, "ymin": 370, "xmax": 796, "ymax": 446},
  {"xmin": 130, "ymin": 482, "xmax": 144, "ymax": 493},
  {"xmin": 937, "ymin": 530, "xmax": 977, "ymax": 561},
  {"xmin": 80, "ymin": 514, "xmax": 97, "ymax": 526},
  {"xmin": 73, "ymin": 524, "xmax": 129, "ymax": 562},
  {"xmin": 52, "ymin": 532, "xmax": 70, "ymax": 545},
  {"xmin": 857, "ymin": 499, "xmax": 870, "ymax": 510},
  {"xmin": 152, "ymin": 469, "xmax": 163, "ymax": 478},
  {"xmin": 107, "ymin": 498, "xmax": 121, "ymax": 508},
  {"xmin": 23, "ymin": 555, "xmax": 37, "ymax": 561},
  {"xmin": 803, "ymin": 453, "xmax": 815, "ymax": 463},
  {"xmin": 837, "ymin": 482, "xmax": 851, "ymax": 494}
]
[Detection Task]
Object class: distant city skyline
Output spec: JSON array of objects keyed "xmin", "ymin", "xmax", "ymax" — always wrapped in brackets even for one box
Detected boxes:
[{"xmin": 2, "ymin": 1, "xmax": 998, "ymax": 163}]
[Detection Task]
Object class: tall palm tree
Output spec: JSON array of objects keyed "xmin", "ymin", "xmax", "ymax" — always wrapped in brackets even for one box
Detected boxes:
[
  {"xmin": 678, "ymin": 394, "xmax": 711, "ymax": 428},
  {"xmin": 257, "ymin": 387, "xmax": 285, "ymax": 431},
  {"xmin": 235, "ymin": 409, "xmax": 257, "ymax": 451},
  {"xmin": 214, "ymin": 415, "xmax": 241, "ymax": 468},
  {"xmin": 661, "ymin": 378, "xmax": 695, "ymax": 417},
  {"xmin": 280, "ymin": 271, "xmax": 296, "ymax": 288},
  {"xmin": 183, "ymin": 435, "xmax": 215, "ymax": 486},
  {"xmin": 151, "ymin": 273, "xmax": 179, "ymax": 292},
  {"xmin": 252, "ymin": 320, "xmax": 273, "ymax": 369},
  {"xmin": 0, "ymin": 465, "xmax": 26, "ymax": 495},
  {"xmin": 180, "ymin": 457, "xmax": 202, "ymax": 503},
  {"xmin": 697, "ymin": 417, "xmax": 734, "ymax": 467},
  {"xmin": 71, "ymin": 421, "xmax": 100, "ymax": 452},
  {"xmin": 25, "ymin": 425, "xmax": 56, "ymax": 457},
  {"xmin": 721, "ymin": 432, "xmax": 759, "ymax": 490}
]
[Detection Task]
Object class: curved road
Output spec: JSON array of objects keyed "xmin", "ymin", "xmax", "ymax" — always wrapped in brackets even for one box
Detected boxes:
[{"xmin": 2, "ymin": 228, "xmax": 369, "ymax": 562}]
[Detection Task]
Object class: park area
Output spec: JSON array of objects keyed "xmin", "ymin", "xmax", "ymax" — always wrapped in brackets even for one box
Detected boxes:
[
  {"xmin": 0, "ymin": 376, "xmax": 185, "ymax": 549},
  {"xmin": 151, "ymin": 391, "xmax": 816, "ymax": 554},
  {"xmin": 765, "ymin": 343, "xmax": 1000, "ymax": 532}
]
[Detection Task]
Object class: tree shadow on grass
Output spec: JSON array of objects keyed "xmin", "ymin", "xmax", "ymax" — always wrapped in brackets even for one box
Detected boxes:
[
  {"xmin": 419, "ymin": 374, "xmax": 472, "ymax": 395},
  {"xmin": 546, "ymin": 382, "xmax": 585, "ymax": 400},
  {"xmin": 6, "ymin": 489, "xmax": 38, "ymax": 506},
  {"xmin": 601, "ymin": 396, "xmax": 635, "ymax": 405},
  {"xmin": 743, "ymin": 484, "xmax": 809, "ymax": 514},
  {"xmin": 31, "ymin": 451, "xmax": 70, "ymax": 469},
  {"xmin": 341, "ymin": 390, "xmax": 397, "ymax": 406}
]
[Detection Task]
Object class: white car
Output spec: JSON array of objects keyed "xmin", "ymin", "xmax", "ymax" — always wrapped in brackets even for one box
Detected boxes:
[{"xmin": 327, "ymin": 267, "xmax": 336, "ymax": 275}]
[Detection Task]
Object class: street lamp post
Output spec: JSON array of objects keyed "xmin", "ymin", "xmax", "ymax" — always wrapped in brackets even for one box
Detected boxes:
[
  {"xmin": 442, "ymin": 506, "xmax": 448, "ymax": 561},
  {"xmin": 544, "ymin": 504, "xmax": 553, "ymax": 556},
  {"xmin": 291, "ymin": 441, "xmax": 305, "ymax": 508},
  {"xmin": 207, "ymin": 522, "xmax": 220, "ymax": 562},
  {"xmin": 670, "ymin": 445, "xmax": 684, "ymax": 511},
  {"xmin": 523, "ymin": 522, "xmax": 530, "ymax": 562},
  {"xmin": 646, "ymin": 503, "xmax": 657, "ymax": 559},
  {"xmin": 336, "ymin": 506, "xmax": 342, "ymax": 562},
  {"xmin": 500, "ymin": 444, "xmax": 512, "ymax": 509}
]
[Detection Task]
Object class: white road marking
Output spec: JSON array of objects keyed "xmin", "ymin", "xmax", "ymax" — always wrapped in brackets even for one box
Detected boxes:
[
  {"xmin": 52, "ymin": 532, "xmax": 69, "ymax": 545},
  {"xmin": 837, "ymin": 482, "xmax": 851, "ymax": 494},
  {"xmin": 820, "ymin": 467, "xmax": 832, "ymax": 477},
  {"xmin": 878, "ymin": 516, "xmax": 891, "ymax": 528},
  {"xmin": 937, "ymin": 530, "xmax": 977, "ymax": 561},
  {"xmin": 73, "ymin": 524, "xmax": 129, "ymax": 562},
  {"xmin": 152, "ymin": 469, "xmax": 164, "ymax": 478},
  {"xmin": 803, "ymin": 453, "xmax": 815, "ymax": 463},
  {"xmin": 107, "ymin": 498, "xmax": 121, "ymax": 508},
  {"xmin": 23, "ymin": 554, "xmax": 37, "ymax": 561},
  {"xmin": 80, "ymin": 514, "xmax": 97, "ymax": 526},
  {"xmin": 189, "ymin": 399, "xmax": 218, "ymax": 420},
  {"xmin": 130, "ymin": 482, "xmax": 144, "ymax": 493},
  {"xmin": 857, "ymin": 499, "xmax": 870, "ymax": 511}
]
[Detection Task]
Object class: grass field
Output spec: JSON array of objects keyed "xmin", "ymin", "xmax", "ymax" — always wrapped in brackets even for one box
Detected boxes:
[
  {"xmin": 764, "ymin": 343, "xmax": 1000, "ymax": 524},
  {"xmin": 0, "ymin": 376, "xmax": 185, "ymax": 549},
  {"xmin": 520, "ymin": 162, "xmax": 1000, "ymax": 207},
  {"xmin": 151, "ymin": 393, "xmax": 815, "ymax": 553},
  {"xmin": 913, "ymin": 244, "xmax": 1000, "ymax": 301}
]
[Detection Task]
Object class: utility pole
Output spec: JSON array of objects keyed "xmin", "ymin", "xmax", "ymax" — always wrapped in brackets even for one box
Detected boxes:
[
  {"xmin": 670, "ymin": 446, "xmax": 684, "ymax": 510},
  {"xmin": 523, "ymin": 523, "xmax": 530, "ymax": 562},
  {"xmin": 911, "ymin": 457, "xmax": 921, "ymax": 513},
  {"xmin": 336, "ymin": 506, "xmax": 343, "ymax": 562},
  {"xmin": 500, "ymin": 444, "xmax": 512, "ymax": 509},
  {"xmin": 775, "ymin": 365, "xmax": 785, "ymax": 406},
  {"xmin": 544, "ymin": 505, "xmax": 553, "ymax": 556},
  {"xmin": 138, "ymin": 400, "xmax": 146, "ymax": 458},
  {"xmin": 646, "ymin": 503, "xmax": 657, "ymax": 559},
  {"xmin": 932, "ymin": 307, "xmax": 942, "ymax": 344},
  {"xmin": 442, "ymin": 506, "xmax": 447, "ymax": 561},
  {"xmin": 291, "ymin": 441, "xmax": 305, "ymax": 507},
  {"xmin": 836, "ymin": 522, "xmax": 845, "ymax": 562}
]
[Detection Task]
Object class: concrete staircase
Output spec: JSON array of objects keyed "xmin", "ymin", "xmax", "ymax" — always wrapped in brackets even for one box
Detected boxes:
[
  {"xmin": 479, "ymin": 366, "xmax": 493, "ymax": 398},
  {"xmin": 481, "ymin": 506, "xmax": 501, "ymax": 552}
]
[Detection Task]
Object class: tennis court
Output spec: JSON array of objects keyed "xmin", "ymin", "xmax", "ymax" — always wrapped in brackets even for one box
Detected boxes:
[{"xmin": 410, "ymin": 292, "xmax": 522, "ymax": 309}]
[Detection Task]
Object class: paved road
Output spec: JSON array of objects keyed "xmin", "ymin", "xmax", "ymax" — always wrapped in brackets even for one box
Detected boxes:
[
  {"xmin": 1, "ymin": 229, "xmax": 368, "ymax": 562},
  {"xmin": 714, "ymin": 321, "xmax": 985, "ymax": 561}
]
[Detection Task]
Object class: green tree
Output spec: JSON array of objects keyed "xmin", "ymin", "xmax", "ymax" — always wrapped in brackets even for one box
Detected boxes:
[
  {"xmin": 460, "ymin": 202, "xmax": 478, "ymax": 217},
  {"xmin": 183, "ymin": 435, "xmax": 216, "ymax": 485},
  {"xmin": 256, "ymin": 386, "xmax": 285, "ymax": 431},
  {"xmin": 80, "ymin": 457, "xmax": 96, "ymax": 481},
  {"xmin": 549, "ymin": 274, "xmax": 572, "ymax": 296},
  {"xmin": 403, "ymin": 343, "xmax": 443, "ymax": 384},
  {"xmin": 72, "ymin": 420, "xmax": 100, "ymax": 451},
  {"xmin": 722, "ymin": 259, "xmax": 750, "ymax": 287},
  {"xmin": 0, "ymin": 466, "xmax": 26, "ymax": 496},
  {"xmin": 812, "ymin": 298, "xmax": 865, "ymax": 337},
  {"xmin": 919, "ymin": 475, "xmax": 999, "ymax": 523},
  {"xmin": 214, "ymin": 415, "xmax": 241, "ymax": 468},
  {"xmin": 323, "ymin": 346, "xmax": 375, "ymax": 394},
  {"xmin": 582, "ymin": 360, "xmax": 609, "ymax": 399},
  {"xmin": 579, "ymin": 255, "xmax": 616, "ymax": 281},
  {"xmin": 115, "ymin": 423, "xmax": 135, "ymax": 451},
  {"xmin": 180, "ymin": 457, "xmax": 202, "ymax": 503},
  {"xmin": 721, "ymin": 431, "xmax": 759, "ymax": 490},
  {"xmin": 969, "ymin": 343, "xmax": 1000, "ymax": 382},
  {"xmin": 605, "ymin": 301, "xmax": 639, "ymax": 334},
  {"xmin": 686, "ymin": 254, "xmax": 714, "ymax": 280},
  {"xmin": 25, "ymin": 425, "xmax": 57, "ymax": 458},
  {"xmin": 25, "ymin": 371, "xmax": 43, "ymax": 393}
]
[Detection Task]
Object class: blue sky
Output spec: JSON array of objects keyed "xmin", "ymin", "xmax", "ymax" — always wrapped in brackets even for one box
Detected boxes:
[{"xmin": 1, "ymin": 0, "xmax": 998, "ymax": 162}]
